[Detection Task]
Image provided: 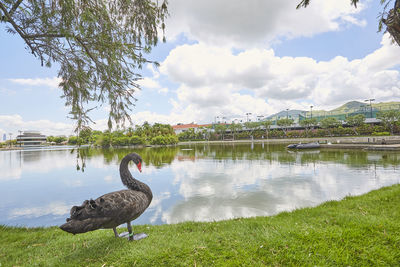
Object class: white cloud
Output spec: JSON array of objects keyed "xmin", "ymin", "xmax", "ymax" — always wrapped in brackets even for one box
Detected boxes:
[
  {"xmin": 137, "ymin": 77, "xmax": 161, "ymax": 89},
  {"xmin": 0, "ymin": 87, "xmax": 16, "ymax": 95},
  {"xmin": 146, "ymin": 64, "xmax": 160, "ymax": 79},
  {"xmin": 0, "ymin": 114, "xmax": 74, "ymax": 137},
  {"xmin": 104, "ymin": 175, "xmax": 115, "ymax": 183},
  {"xmin": 8, "ymin": 77, "xmax": 61, "ymax": 89},
  {"xmin": 158, "ymin": 88, "xmax": 169, "ymax": 94},
  {"xmin": 156, "ymin": 34, "xmax": 400, "ymax": 122},
  {"xmin": 165, "ymin": 0, "xmax": 365, "ymax": 48}
]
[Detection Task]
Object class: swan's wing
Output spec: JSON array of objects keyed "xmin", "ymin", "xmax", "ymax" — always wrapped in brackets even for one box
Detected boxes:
[{"xmin": 98, "ymin": 190, "xmax": 149, "ymax": 219}]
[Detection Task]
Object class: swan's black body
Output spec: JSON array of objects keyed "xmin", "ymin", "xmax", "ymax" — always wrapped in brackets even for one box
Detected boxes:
[{"xmin": 60, "ymin": 153, "xmax": 151, "ymax": 240}]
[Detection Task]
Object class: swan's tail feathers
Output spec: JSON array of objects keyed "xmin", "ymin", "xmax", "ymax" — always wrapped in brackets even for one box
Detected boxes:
[{"xmin": 59, "ymin": 217, "xmax": 110, "ymax": 234}]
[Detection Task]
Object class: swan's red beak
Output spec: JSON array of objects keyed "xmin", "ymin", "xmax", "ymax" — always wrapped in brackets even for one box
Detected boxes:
[{"xmin": 137, "ymin": 162, "xmax": 142, "ymax": 172}]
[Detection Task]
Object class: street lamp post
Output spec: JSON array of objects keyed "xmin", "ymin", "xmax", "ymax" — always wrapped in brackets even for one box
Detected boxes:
[
  {"xmin": 310, "ymin": 105, "xmax": 313, "ymax": 118},
  {"xmin": 364, "ymin": 99, "xmax": 375, "ymax": 118},
  {"xmin": 8, "ymin": 133, "xmax": 12, "ymax": 148},
  {"xmin": 286, "ymin": 109, "xmax": 289, "ymax": 119},
  {"xmin": 246, "ymin": 112, "xmax": 252, "ymax": 122}
]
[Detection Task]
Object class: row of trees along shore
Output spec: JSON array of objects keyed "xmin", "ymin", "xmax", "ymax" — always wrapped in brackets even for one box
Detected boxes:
[
  {"xmin": 2, "ymin": 110, "xmax": 399, "ymax": 148},
  {"xmin": 47, "ymin": 122, "xmax": 178, "ymax": 147},
  {"xmin": 178, "ymin": 110, "xmax": 400, "ymax": 141}
]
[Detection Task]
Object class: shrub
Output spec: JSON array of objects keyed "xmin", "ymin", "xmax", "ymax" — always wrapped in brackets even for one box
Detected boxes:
[
  {"xmin": 68, "ymin": 136, "xmax": 78, "ymax": 145},
  {"xmin": 372, "ymin": 131, "xmax": 390, "ymax": 136},
  {"xmin": 112, "ymin": 136, "xmax": 130, "ymax": 146},
  {"xmin": 129, "ymin": 135, "xmax": 145, "ymax": 145},
  {"xmin": 357, "ymin": 124, "xmax": 374, "ymax": 135},
  {"xmin": 150, "ymin": 135, "xmax": 178, "ymax": 145}
]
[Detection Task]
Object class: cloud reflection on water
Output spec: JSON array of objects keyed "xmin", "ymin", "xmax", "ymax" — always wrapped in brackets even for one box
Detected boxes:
[
  {"xmin": 159, "ymin": 149, "xmax": 400, "ymax": 224},
  {"xmin": 8, "ymin": 201, "xmax": 70, "ymax": 219},
  {"xmin": 1, "ymin": 145, "xmax": 400, "ymax": 227}
]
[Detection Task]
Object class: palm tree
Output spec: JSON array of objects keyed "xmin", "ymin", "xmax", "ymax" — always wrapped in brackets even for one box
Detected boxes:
[
  {"xmin": 228, "ymin": 122, "xmax": 242, "ymax": 140},
  {"xmin": 214, "ymin": 124, "xmax": 228, "ymax": 140}
]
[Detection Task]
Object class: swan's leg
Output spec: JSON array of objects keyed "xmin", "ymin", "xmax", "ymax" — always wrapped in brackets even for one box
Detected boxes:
[
  {"xmin": 113, "ymin": 227, "xmax": 119, "ymax": 238},
  {"xmin": 118, "ymin": 222, "xmax": 148, "ymax": 241},
  {"xmin": 127, "ymin": 221, "xmax": 134, "ymax": 241}
]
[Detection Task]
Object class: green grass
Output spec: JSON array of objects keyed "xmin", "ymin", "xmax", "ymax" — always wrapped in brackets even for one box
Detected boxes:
[{"xmin": 1, "ymin": 184, "xmax": 400, "ymax": 266}]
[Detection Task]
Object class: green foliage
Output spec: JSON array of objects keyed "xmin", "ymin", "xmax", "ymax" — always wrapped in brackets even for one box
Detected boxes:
[
  {"xmin": 214, "ymin": 124, "xmax": 228, "ymax": 140},
  {"xmin": 228, "ymin": 122, "xmax": 243, "ymax": 140},
  {"xmin": 79, "ymin": 127, "xmax": 92, "ymax": 144},
  {"xmin": 88, "ymin": 123, "xmax": 177, "ymax": 147},
  {"xmin": 150, "ymin": 134, "xmax": 178, "ymax": 145},
  {"xmin": 277, "ymin": 118, "xmax": 294, "ymax": 136},
  {"xmin": 269, "ymin": 129, "xmax": 285, "ymax": 138},
  {"xmin": 299, "ymin": 118, "xmax": 317, "ymax": 137},
  {"xmin": 377, "ymin": 110, "xmax": 400, "ymax": 134},
  {"xmin": 276, "ymin": 118, "xmax": 294, "ymax": 127},
  {"xmin": 299, "ymin": 118, "xmax": 317, "ymax": 128},
  {"xmin": 345, "ymin": 114, "xmax": 365, "ymax": 135},
  {"xmin": 345, "ymin": 114, "xmax": 365, "ymax": 127},
  {"xmin": 53, "ymin": 136, "xmax": 67, "ymax": 144},
  {"xmin": 372, "ymin": 131, "xmax": 390, "ymax": 136},
  {"xmin": 129, "ymin": 135, "xmax": 145, "ymax": 145},
  {"xmin": 177, "ymin": 128, "xmax": 200, "ymax": 141},
  {"xmin": 319, "ymin": 117, "xmax": 341, "ymax": 129},
  {"xmin": 0, "ymin": 0, "xmax": 169, "ymax": 130},
  {"xmin": 68, "ymin": 136, "xmax": 78, "ymax": 145}
]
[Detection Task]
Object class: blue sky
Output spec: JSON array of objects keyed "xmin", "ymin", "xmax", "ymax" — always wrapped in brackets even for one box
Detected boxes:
[{"xmin": 1, "ymin": 0, "xmax": 400, "ymax": 137}]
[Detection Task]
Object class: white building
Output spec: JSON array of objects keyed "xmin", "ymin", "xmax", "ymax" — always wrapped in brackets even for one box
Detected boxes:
[{"xmin": 16, "ymin": 131, "xmax": 47, "ymax": 147}]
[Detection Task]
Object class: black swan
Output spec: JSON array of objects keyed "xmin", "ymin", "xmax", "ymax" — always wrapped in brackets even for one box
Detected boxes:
[{"xmin": 60, "ymin": 153, "xmax": 152, "ymax": 241}]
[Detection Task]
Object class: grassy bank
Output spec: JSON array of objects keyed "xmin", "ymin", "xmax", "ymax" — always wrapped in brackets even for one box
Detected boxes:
[{"xmin": 1, "ymin": 185, "xmax": 400, "ymax": 266}]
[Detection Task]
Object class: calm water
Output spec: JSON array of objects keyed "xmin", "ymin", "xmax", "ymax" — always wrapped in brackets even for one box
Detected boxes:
[{"xmin": 1, "ymin": 143, "xmax": 399, "ymax": 227}]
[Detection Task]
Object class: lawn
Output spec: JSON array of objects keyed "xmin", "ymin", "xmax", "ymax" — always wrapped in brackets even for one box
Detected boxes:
[{"xmin": 1, "ymin": 184, "xmax": 399, "ymax": 266}]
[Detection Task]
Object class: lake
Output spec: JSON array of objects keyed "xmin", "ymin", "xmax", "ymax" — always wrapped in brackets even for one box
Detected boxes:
[{"xmin": 1, "ymin": 143, "xmax": 399, "ymax": 227}]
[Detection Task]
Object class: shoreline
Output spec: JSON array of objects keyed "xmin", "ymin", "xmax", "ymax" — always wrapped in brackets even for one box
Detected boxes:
[
  {"xmin": 2, "ymin": 135, "xmax": 400, "ymax": 151},
  {"xmin": 178, "ymin": 135, "xmax": 400, "ymax": 150}
]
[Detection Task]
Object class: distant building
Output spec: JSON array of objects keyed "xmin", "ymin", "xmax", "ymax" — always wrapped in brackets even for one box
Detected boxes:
[{"xmin": 16, "ymin": 131, "xmax": 47, "ymax": 147}]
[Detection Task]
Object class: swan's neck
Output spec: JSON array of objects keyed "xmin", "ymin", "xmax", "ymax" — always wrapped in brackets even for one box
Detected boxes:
[{"xmin": 119, "ymin": 157, "xmax": 153, "ymax": 201}]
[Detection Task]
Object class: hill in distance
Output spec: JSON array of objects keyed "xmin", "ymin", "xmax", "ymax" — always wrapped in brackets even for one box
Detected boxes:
[{"xmin": 268, "ymin": 100, "xmax": 400, "ymax": 119}]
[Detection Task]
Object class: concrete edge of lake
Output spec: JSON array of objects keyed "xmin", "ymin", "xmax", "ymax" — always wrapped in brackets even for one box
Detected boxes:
[
  {"xmin": 179, "ymin": 135, "xmax": 400, "ymax": 150},
  {"xmin": 2, "ymin": 135, "xmax": 400, "ymax": 151}
]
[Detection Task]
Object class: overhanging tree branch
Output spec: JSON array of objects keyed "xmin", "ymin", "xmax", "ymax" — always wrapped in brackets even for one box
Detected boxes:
[
  {"xmin": 8, "ymin": 0, "xmax": 23, "ymax": 17},
  {"xmin": 297, "ymin": 0, "xmax": 400, "ymax": 46},
  {"xmin": 1, "ymin": 0, "xmax": 169, "ymax": 131}
]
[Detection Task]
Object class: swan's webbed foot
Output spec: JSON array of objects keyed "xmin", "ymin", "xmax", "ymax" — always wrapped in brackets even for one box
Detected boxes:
[
  {"xmin": 118, "ymin": 231, "xmax": 148, "ymax": 241},
  {"xmin": 114, "ymin": 222, "xmax": 148, "ymax": 241},
  {"xmin": 132, "ymin": 233, "xmax": 148, "ymax": 241},
  {"xmin": 118, "ymin": 231, "xmax": 129, "ymax": 238}
]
